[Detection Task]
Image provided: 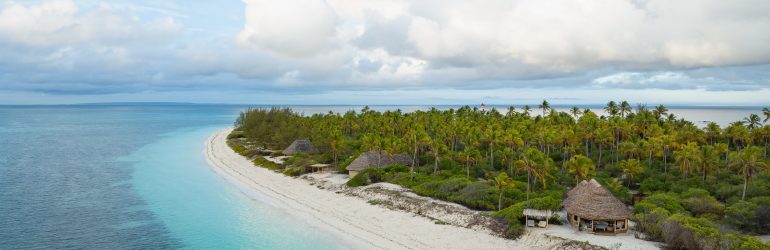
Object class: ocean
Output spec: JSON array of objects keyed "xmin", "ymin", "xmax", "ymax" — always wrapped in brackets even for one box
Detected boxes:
[{"xmin": 0, "ymin": 104, "xmax": 763, "ymax": 249}]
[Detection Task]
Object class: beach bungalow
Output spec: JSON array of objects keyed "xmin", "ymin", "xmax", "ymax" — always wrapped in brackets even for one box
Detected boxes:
[
  {"xmin": 345, "ymin": 150, "xmax": 412, "ymax": 177},
  {"xmin": 563, "ymin": 179, "xmax": 632, "ymax": 234},
  {"xmin": 523, "ymin": 209, "xmax": 553, "ymax": 228},
  {"xmin": 283, "ymin": 139, "xmax": 314, "ymax": 155},
  {"xmin": 309, "ymin": 163, "xmax": 331, "ymax": 173}
]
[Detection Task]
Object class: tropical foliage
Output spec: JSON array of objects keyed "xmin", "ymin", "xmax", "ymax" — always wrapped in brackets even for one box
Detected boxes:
[{"xmin": 229, "ymin": 103, "xmax": 770, "ymax": 246}]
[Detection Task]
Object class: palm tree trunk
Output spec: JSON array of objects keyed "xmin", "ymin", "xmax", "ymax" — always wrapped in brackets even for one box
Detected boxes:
[
  {"xmin": 498, "ymin": 190, "xmax": 503, "ymax": 211},
  {"xmin": 598, "ymin": 144, "xmax": 603, "ymax": 168},
  {"xmin": 648, "ymin": 150, "xmax": 653, "ymax": 169},
  {"xmin": 490, "ymin": 144, "xmax": 494, "ymax": 169},
  {"xmin": 413, "ymin": 142, "xmax": 418, "ymax": 168},
  {"xmin": 742, "ymin": 174, "xmax": 749, "ymax": 201},
  {"xmin": 663, "ymin": 148, "xmax": 668, "ymax": 173},
  {"xmin": 725, "ymin": 153, "xmax": 729, "ymax": 171},
  {"xmin": 527, "ymin": 169, "xmax": 531, "ymax": 200},
  {"xmin": 433, "ymin": 152, "xmax": 439, "ymax": 173},
  {"xmin": 466, "ymin": 155, "xmax": 470, "ymax": 179}
]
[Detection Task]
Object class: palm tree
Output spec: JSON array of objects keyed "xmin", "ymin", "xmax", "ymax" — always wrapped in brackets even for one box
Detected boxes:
[
  {"xmin": 714, "ymin": 142, "xmax": 729, "ymax": 174},
  {"xmin": 570, "ymin": 106, "xmax": 582, "ymax": 118},
  {"xmin": 429, "ymin": 134, "xmax": 447, "ymax": 174},
  {"xmin": 506, "ymin": 106, "xmax": 516, "ymax": 117},
  {"xmin": 762, "ymin": 107, "xmax": 770, "ymax": 124},
  {"xmin": 619, "ymin": 158, "xmax": 643, "ymax": 188},
  {"xmin": 565, "ymin": 155, "xmax": 595, "ymax": 186},
  {"xmin": 699, "ymin": 145, "xmax": 719, "ymax": 184},
  {"xmin": 605, "ymin": 101, "xmax": 619, "ymax": 117},
  {"xmin": 494, "ymin": 172, "xmax": 516, "ymax": 210},
  {"xmin": 514, "ymin": 147, "xmax": 552, "ymax": 200},
  {"xmin": 329, "ymin": 129, "xmax": 345, "ymax": 166},
  {"xmin": 729, "ymin": 146, "xmax": 769, "ymax": 200},
  {"xmin": 484, "ymin": 124, "xmax": 503, "ymax": 169},
  {"xmin": 744, "ymin": 114, "xmax": 762, "ymax": 129},
  {"xmin": 653, "ymin": 104, "xmax": 668, "ymax": 120},
  {"xmin": 675, "ymin": 142, "xmax": 700, "ymax": 179},
  {"xmin": 705, "ymin": 122, "xmax": 721, "ymax": 145},
  {"xmin": 539, "ymin": 100, "xmax": 550, "ymax": 116},
  {"xmin": 619, "ymin": 101, "xmax": 632, "ymax": 118},
  {"xmin": 522, "ymin": 105, "xmax": 532, "ymax": 117}
]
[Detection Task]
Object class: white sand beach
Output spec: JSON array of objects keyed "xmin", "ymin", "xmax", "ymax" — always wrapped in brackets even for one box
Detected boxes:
[{"xmin": 205, "ymin": 128, "xmax": 660, "ymax": 250}]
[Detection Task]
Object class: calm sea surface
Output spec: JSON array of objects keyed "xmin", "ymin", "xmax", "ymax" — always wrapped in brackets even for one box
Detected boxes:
[{"xmin": 0, "ymin": 104, "xmax": 763, "ymax": 249}]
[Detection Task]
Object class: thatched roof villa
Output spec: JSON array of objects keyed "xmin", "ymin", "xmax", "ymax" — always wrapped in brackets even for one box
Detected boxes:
[
  {"xmin": 283, "ymin": 139, "xmax": 314, "ymax": 155},
  {"xmin": 345, "ymin": 150, "xmax": 411, "ymax": 177},
  {"xmin": 563, "ymin": 179, "xmax": 632, "ymax": 234}
]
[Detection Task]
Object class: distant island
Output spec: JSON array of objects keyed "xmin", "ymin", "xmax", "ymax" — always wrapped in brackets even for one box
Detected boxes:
[{"xmin": 219, "ymin": 101, "xmax": 770, "ymax": 249}]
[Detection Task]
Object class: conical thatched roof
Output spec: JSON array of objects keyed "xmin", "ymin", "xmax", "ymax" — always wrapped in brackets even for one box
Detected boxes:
[
  {"xmin": 283, "ymin": 139, "xmax": 314, "ymax": 155},
  {"xmin": 563, "ymin": 179, "xmax": 632, "ymax": 221},
  {"xmin": 345, "ymin": 151, "xmax": 412, "ymax": 171}
]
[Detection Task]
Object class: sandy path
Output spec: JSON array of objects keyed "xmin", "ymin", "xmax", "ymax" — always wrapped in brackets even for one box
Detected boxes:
[{"xmin": 204, "ymin": 128, "xmax": 524, "ymax": 249}]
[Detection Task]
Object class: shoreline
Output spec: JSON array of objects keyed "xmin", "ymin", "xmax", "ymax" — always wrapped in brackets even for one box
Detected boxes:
[{"xmin": 204, "ymin": 128, "xmax": 527, "ymax": 249}]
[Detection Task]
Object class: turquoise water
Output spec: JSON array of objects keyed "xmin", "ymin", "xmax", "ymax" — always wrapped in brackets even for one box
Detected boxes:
[
  {"xmin": 0, "ymin": 104, "xmax": 764, "ymax": 249},
  {"xmin": 124, "ymin": 127, "xmax": 340, "ymax": 249},
  {"xmin": 0, "ymin": 105, "xmax": 341, "ymax": 249}
]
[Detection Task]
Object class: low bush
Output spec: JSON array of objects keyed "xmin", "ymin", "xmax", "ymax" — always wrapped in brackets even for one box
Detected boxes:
[
  {"xmin": 282, "ymin": 167, "xmax": 302, "ymax": 176},
  {"xmin": 634, "ymin": 193, "xmax": 687, "ymax": 215},
  {"xmin": 253, "ymin": 157, "xmax": 280, "ymax": 170}
]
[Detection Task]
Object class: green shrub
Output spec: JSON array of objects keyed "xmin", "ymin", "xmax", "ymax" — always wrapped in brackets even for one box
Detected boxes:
[
  {"xmin": 253, "ymin": 157, "xmax": 280, "ymax": 170},
  {"xmin": 633, "ymin": 207, "xmax": 670, "ymax": 241},
  {"xmin": 227, "ymin": 130, "xmax": 245, "ymax": 139},
  {"xmin": 675, "ymin": 188, "xmax": 725, "ymax": 217},
  {"xmin": 635, "ymin": 193, "xmax": 687, "ymax": 214},
  {"xmin": 347, "ymin": 171, "xmax": 371, "ymax": 187},
  {"xmin": 682, "ymin": 195, "xmax": 725, "ymax": 217},
  {"xmin": 640, "ymin": 178, "xmax": 667, "ymax": 193},
  {"xmin": 282, "ymin": 167, "xmax": 302, "ymax": 176},
  {"xmin": 725, "ymin": 201, "xmax": 758, "ymax": 231}
]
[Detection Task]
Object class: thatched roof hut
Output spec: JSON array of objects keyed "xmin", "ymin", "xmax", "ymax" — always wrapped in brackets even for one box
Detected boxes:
[
  {"xmin": 345, "ymin": 150, "xmax": 411, "ymax": 176},
  {"xmin": 283, "ymin": 139, "xmax": 314, "ymax": 155},
  {"xmin": 523, "ymin": 209, "xmax": 553, "ymax": 228},
  {"xmin": 564, "ymin": 179, "xmax": 632, "ymax": 233},
  {"xmin": 564, "ymin": 179, "xmax": 631, "ymax": 221}
]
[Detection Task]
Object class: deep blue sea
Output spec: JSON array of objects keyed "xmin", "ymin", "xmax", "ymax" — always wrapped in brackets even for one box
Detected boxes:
[{"xmin": 0, "ymin": 104, "xmax": 763, "ymax": 249}]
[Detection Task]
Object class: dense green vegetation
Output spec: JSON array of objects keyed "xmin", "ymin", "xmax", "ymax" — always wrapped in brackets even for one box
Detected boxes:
[{"xmin": 229, "ymin": 104, "xmax": 770, "ymax": 247}]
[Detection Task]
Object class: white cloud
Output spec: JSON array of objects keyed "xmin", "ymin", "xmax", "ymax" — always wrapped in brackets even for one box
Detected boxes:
[
  {"xmin": 591, "ymin": 71, "xmax": 762, "ymax": 91},
  {"xmin": 0, "ymin": 0, "xmax": 182, "ymax": 48},
  {"xmin": 2, "ymin": 0, "xmax": 770, "ymax": 100},
  {"xmin": 229, "ymin": 0, "xmax": 770, "ymax": 89},
  {"xmin": 236, "ymin": 0, "xmax": 339, "ymax": 58}
]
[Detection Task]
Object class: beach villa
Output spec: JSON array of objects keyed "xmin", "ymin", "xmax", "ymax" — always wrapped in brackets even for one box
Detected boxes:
[
  {"xmin": 563, "ymin": 179, "xmax": 632, "ymax": 234},
  {"xmin": 345, "ymin": 151, "xmax": 412, "ymax": 177},
  {"xmin": 283, "ymin": 139, "xmax": 314, "ymax": 155}
]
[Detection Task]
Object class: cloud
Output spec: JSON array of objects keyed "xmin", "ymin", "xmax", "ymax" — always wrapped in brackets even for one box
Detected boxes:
[
  {"xmin": 591, "ymin": 71, "xmax": 763, "ymax": 91},
  {"xmin": 2, "ymin": 0, "xmax": 770, "ymax": 100},
  {"xmin": 0, "ymin": 0, "xmax": 182, "ymax": 48},
  {"xmin": 230, "ymin": 0, "xmax": 770, "ymax": 88},
  {"xmin": 236, "ymin": 0, "xmax": 339, "ymax": 58}
]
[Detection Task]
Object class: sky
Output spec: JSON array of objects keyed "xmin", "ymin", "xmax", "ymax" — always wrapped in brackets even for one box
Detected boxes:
[{"xmin": 1, "ymin": 0, "xmax": 769, "ymax": 105}]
